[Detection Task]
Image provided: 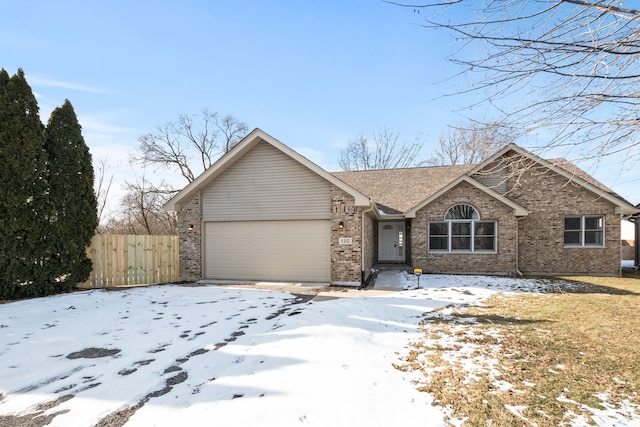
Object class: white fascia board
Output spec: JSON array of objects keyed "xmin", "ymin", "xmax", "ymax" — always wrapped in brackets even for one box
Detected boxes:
[
  {"xmin": 405, "ymin": 175, "xmax": 529, "ymax": 218},
  {"xmin": 472, "ymin": 143, "xmax": 637, "ymax": 215},
  {"xmin": 163, "ymin": 128, "xmax": 371, "ymax": 211},
  {"xmin": 616, "ymin": 205, "xmax": 640, "ymax": 215}
]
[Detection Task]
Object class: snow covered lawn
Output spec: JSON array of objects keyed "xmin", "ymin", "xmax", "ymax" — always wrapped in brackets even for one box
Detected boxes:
[{"xmin": 0, "ymin": 273, "xmax": 638, "ymax": 426}]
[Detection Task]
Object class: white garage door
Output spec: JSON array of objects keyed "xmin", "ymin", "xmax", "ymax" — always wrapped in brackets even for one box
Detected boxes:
[{"xmin": 205, "ymin": 220, "xmax": 330, "ymax": 282}]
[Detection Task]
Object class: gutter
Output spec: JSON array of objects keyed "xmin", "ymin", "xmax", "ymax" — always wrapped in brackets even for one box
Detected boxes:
[{"xmin": 636, "ymin": 217, "xmax": 640, "ymax": 270}]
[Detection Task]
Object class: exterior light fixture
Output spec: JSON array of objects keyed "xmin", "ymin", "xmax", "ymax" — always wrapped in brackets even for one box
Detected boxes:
[
  {"xmin": 188, "ymin": 224, "xmax": 194, "ymax": 232},
  {"xmin": 338, "ymin": 221, "xmax": 344, "ymax": 229}
]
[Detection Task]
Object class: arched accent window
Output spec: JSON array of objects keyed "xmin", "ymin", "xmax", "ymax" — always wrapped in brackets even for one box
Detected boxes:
[
  {"xmin": 429, "ymin": 204, "xmax": 496, "ymax": 252},
  {"xmin": 445, "ymin": 204, "xmax": 479, "ymax": 220}
]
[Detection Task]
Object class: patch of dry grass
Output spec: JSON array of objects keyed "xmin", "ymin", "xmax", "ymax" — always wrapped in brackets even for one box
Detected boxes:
[{"xmin": 396, "ymin": 275, "xmax": 640, "ymax": 426}]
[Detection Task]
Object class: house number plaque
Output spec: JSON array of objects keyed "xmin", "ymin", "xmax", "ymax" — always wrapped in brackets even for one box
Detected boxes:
[{"xmin": 339, "ymin": 237, "xmax": 353, "ymax": 245}]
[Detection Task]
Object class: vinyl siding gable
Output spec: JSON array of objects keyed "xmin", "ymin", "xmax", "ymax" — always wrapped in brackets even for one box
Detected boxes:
[
  {"xmin": 202, "ymin": 141, "xmax": 330, "ymax": 221},
  {"xmin": 474, "ymin": 167, "xmax": 508, "ymax": 195}
]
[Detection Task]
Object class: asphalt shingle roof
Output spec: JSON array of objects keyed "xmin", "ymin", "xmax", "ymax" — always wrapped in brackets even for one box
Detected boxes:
[
  {"xmin": 549, "ymin": 158, "xmax": 635, "ymax": 205},
  {"xmin": 332, "ymin": 156, "xmax": 632, "ymax": 214},
  {"xmin": 332, "ymin": 164, "xmax": 474, "ymax": 214}
]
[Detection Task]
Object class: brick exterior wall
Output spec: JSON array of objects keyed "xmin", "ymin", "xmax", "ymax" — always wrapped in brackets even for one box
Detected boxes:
[
  {"xmin": 411, "ymin": 181, "xmax": 518, "ymax": 274},
  {"xmin": 175, "ymin": 152, "xmax": 622, "ymax": 281},
  {"xmin": 363, "ymin": 212, "xmax": 376, "ymax": 280},
  {"xmin": 410, "ymin": 164, "xmax": 622, "ymax": 276},
  {"xmin": 176, "ymin": 191, "xmax": 202, "ymax": 282},
  {"xmin": 506, "ymin": 167, "xmax": 621, "ymax": 276},
  {"xmin": 176, "ymin": 184, "xmax": 370, "ymax": 284},
  {"xmin": 330, "ymin": 185, "xmax": 364, "ymax": 284}
]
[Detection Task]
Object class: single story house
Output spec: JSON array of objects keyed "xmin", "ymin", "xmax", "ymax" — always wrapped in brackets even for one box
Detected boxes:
[{"xmin": 164, "ymin": 129, "xmax": 639, "ymax": 285}]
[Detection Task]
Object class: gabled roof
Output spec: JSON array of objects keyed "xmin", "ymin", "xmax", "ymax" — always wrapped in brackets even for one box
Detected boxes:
[
  {"xmin": 548, "ymin": 159, "xmax": 612, "ymax": 194},
  {"xmin": 335, "ymin": 143, "xmax": 637, "ymax": 217},
  {"xmin": 471, "ymin": 144, "xmax": 638, "ymax": 214},
  {"xmin": 332, "ymin": 164, "xmax": 473, "ymax": 214},
  {"xmin": 166, "ymin": 132, "xmax": 637, "ymax": 218},
  {"xmin": 333, "ymin": 164, "xmax": 528, "ymax": 217},
  {"xmin": 405, "ymin": 175, "xmax": 529, "ymax": 218},
  {"xmin": 163, "ymin": 128, "xmax": 370, "ymax": 212}
]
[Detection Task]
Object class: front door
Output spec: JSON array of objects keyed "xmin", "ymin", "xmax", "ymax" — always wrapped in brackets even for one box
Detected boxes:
[{"xmin": 378, "ymin": 221, "xmax": 405, "ymax": 262}]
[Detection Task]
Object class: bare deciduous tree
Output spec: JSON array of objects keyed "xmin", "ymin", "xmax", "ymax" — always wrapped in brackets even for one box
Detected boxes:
[
  {"xmin": 217, "ymin": 113, "xmax": 250, "ymax": 153},
  {"xmin": 103, "ymin": 176, "xmax": 177, "ymax": 235},
  {"xmin": 110, "ymin": 110, "xmax": 248, "ymax": 235},
  {"xmin": 94, "ymin": 156, "xmax": 113, "ymax": 227},
  {"xmin": 427, "ymin": 121, "xmax": 513, "ymax": 165},
  {"xmin": 393, "ymin": 0, "xmax": 640, "ymax": 162},
  {"xmin": 339, "ymin": 127, "xmax": 425, "ymax": 170},
  {"xmin": 133, "ymin": 109, "xmax": 248, "ymax": 183}
]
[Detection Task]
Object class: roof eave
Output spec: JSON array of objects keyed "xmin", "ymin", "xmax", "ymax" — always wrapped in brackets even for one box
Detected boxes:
[
  {"xmin": 376, "ymin": 213, "xmax": 406, "ymax": 220},
  {"xmin": 163, "ymin": 128, "xmax": 370, "ymax": 212},
  {"xmin": 617, "ymin": 206, "xmax": 640, "ymax": 215},
  {"xmin": 470, "ymin": 144, "xmax": 637, "ymax": 214},
  {"xmin": 405, "ymin": 175, "xmax": 529, "ymax": 218}
]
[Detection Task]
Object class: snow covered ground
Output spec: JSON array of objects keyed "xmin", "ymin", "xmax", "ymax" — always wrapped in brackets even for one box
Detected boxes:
[{"xmin": 0, "ymin": 272, "xmax": 637, "ymax": 426}]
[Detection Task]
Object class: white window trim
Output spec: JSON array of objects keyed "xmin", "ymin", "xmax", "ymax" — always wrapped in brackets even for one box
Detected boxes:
[
  {"xmin": 428, "ymin": 220, "xmax": 497, "ymax": 253},
  {"xmin": 564, "ymin": 215, "xmax": 606, "ymax": 247}
]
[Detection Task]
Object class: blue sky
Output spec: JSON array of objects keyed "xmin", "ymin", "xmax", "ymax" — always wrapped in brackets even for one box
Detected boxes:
[{"xmin": 2, "ymin": 1, "xmax": 637, "ymax": 210}]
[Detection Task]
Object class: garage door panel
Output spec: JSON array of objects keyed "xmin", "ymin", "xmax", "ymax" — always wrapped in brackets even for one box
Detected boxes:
[{"xmin": 205, "ymin": 220, "xmax": 330, "ymax": 282}]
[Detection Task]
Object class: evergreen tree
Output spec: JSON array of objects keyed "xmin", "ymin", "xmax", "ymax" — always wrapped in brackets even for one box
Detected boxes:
[
  {"xmin": 45, "ymin": 100, "xmax": 97, "ymax": 290},
  {"xmin": 0, "ymin": 69, "xmax": 49, "ymax": 299}
]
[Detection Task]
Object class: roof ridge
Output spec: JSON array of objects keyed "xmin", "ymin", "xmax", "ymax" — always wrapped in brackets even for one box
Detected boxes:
[{"xmin": 330, "ymin": 163, "xmax": 475, "ymax": 174}]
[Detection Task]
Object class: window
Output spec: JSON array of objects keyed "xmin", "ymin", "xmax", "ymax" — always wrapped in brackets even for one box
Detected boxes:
[
  {"xmin": 429, "ymin": 222, "xmax": 448, "ymax": 250},
  {"xmin": 429, "ymin": 204, "xmax": 497, "ymax": 252},
  {"xmin": 445, "ymin": 204, "xmax": 479, "ymax": 220},
  {"xmin": 474, "ymin": 221, "xmax": 496, "ymax": 250},
  {"xmin": 451, "ymin": 222, "xmax": 471, "ymax": 250},
  {"xmin": 564, "ymin": 215, "xmax": 604, "ymax": 247}
]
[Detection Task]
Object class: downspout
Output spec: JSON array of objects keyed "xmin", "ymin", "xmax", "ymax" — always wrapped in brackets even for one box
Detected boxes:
[
  {"xmin": 199, "ymin": 190, "xmax": 204, "ymax": 282},
  {"xmin": 360, "ymin": 203, "xmax": 374, "ymax": 288},
  {"xmin": 515, "ymin": 216, "xmax": 525, "ymax": 276},
  {"xmin": 633, "ymin": 214, "xmax": 640, "ymax": 271}
]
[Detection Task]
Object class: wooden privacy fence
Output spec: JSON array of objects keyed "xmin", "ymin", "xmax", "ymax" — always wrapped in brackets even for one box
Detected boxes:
[
  {"xmin": 622, "ymin": 239, "xmax": 635, "ymax": 261},
  {"xmin": 81, "ymin": 234, "xmax": 179, "ymax": 288}
]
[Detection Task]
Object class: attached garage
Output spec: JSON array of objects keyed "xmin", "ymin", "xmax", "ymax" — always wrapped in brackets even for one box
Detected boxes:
[
  {"xmin": 204, "ymin": 220, "xmax": 330, "ymax": 282},
  {"xmin": 167, "ymin": 129, "xmax": 639, "ymax": 283},
  {"xmin": 164, "ymin": 129, "xmax": 371, "ymax": 285},
  {"xmin": 198, "ymin": 138, "xmax": 335, "ymax": 282}
]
